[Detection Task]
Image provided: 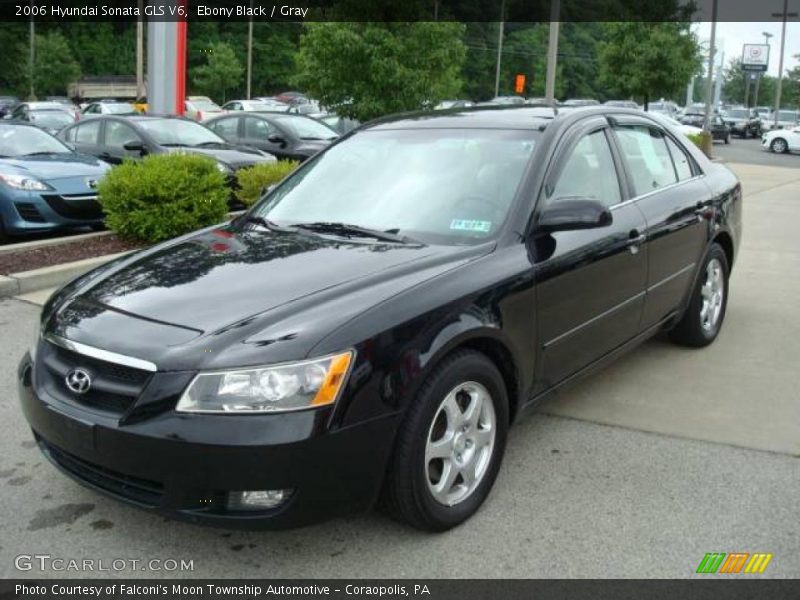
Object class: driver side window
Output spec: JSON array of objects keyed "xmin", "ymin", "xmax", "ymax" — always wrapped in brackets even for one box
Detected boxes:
[{"xmin": 547, "ymin": 129, "xmax": 621, "ymax": 208}]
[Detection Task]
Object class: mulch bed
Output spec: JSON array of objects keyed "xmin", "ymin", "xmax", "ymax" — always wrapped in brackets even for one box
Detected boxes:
[{"xmin": 0, "ymin": 234, "xmax": 143, "ymax": 275}]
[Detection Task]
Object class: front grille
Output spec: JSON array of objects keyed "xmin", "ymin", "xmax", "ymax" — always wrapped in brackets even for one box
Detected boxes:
[
  {"xmin": 41, "ymin": 193, "xmax": 103, "ymax": 219},
  {"xmin": 39, "ymin": 438, "xmax": 163, "ymax": 507},
  {"xmin": 39, "ymin": 341, "xmax": 152, "ymax": 416},
  {"xmin": 14, "ymin": 202, "xmax": 46, "ymax": 222}
]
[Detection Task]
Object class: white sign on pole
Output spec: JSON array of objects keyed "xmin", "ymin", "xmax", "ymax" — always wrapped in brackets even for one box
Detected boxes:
[{"xmin": 742, "ymin": 44, "xmax": 770, "ymax": 71}]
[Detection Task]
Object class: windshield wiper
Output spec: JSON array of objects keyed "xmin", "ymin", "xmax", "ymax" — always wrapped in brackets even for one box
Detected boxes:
[
  {"xmin": 292, "ymin": 221, "xmax": 418, "ymax": 244},
  {"xmin": 23, "ymin": 151, "xmax": 65, "ymax": 156},
  {"xmin": 160, "ymin": 143, "xmax": 190, "ymax": 147},
  {"xmin": 242, "ymin": 215, "xmax": 297, "ymax": 233},
  {"xmin": 193, "ymin": 141, "xmax": 230, "ymax": 148}
]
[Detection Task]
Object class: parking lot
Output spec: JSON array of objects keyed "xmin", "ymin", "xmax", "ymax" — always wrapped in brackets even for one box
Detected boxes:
[{"xmin": 0, "ymin": 136, "xmax": 798, "ymax": 579}]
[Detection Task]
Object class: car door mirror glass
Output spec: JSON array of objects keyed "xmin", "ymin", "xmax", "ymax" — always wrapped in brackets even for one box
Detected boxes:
[
  {"xmin": 267, "ymin": 133, "xmax": 285, "ymax": 144},
  {"xmin": 537, "ymin": 197, "xmax": 613, "ymax": 233}
]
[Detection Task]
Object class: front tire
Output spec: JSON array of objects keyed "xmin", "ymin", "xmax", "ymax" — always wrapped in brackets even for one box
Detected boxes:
[
  {"xmin": 724, "ymin": 133, "xmax": 730, "ymax": 144},
  {"xmin": 770, "ymin": 138, "xmax": 788, "ymax": 154},
  {"xmin": 382, "ymin": 350, "xmax": 509, "ymax": 531},
  {"xmin": 669, "ymin": 244, "xmax": 729, "ymax": 347}
]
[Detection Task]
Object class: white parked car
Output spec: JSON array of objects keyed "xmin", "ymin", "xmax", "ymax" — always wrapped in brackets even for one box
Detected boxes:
[
  {"xmin": 763, "ymin": 110, "xmax": 799, "ymax": 132},
  {"xmin": 221, "ymin": 100, "xmax": 286, "ymax": 113},
  {"xmin": 762, "ymin": 126, "xmax": 800, "ymax": 154}
]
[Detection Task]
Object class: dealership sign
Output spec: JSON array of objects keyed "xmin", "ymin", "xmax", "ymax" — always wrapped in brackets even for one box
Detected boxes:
[{"xmin": 741, "ymin": 44, "xmax": 770, "ymax": 71}]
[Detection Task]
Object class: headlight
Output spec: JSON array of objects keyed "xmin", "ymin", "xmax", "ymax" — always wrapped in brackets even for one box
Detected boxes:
[
  {"xmin": 0, "ymin": 173, "xmax": 52, "ymax": 191},
  {"xmin": 176, "ymin": 351, "xmax": 354, "ymax": 413},
  {"xmin": 215, "ymin": 161, "xmax": 232, "ymax": 174}
]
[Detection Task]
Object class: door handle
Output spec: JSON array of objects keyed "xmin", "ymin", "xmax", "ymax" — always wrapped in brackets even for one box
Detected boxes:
[{"xmin": 627, "ymin": 229, "xmax": 646, "ymax": 254}]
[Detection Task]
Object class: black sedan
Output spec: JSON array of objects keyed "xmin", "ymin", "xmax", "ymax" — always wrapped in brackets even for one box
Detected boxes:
[
  {"xmin": 205, "ymin": 112, "xmax": 338, "ymax": 161},
  {"xmin": 19, "ymin": 106, "xmax": 741, "ymax": 531},
  {"xmin": 58, "ymin": 114, "xmax": 274, "ymax": 173},
  {"xmin": 722, "ymin": 107, "xmax": 761, "ymax": 138}
]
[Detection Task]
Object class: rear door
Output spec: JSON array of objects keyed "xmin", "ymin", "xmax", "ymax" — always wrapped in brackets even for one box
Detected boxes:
[
  {"xmin": 534, "ymin": 117, "xmax": 648, "ymax": 389},
  {"xmin": 207, "ymin": 116, "xmax": 241, "ymax": 144},
  {"xmin": 610, "ymin": 117, "xmax": 710, "ymax": 328},
  {"xmin": 66, "ymin": 120, "xmax": 103, "ymax": 157}
]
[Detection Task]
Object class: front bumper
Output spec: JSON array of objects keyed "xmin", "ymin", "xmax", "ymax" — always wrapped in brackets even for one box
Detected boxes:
[
  {"xmin": 18, "ymin": 355, "xmax": 399, "ymax": 529},
  {"xmin": 1, "ymin": 188, "xmax": 103, "ymax": 236}
]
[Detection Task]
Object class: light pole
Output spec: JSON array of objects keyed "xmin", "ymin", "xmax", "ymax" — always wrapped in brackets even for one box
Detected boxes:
[
  {"xmin": 28, "ymin": 0, "xmax": 35, "ymax": 100},
  {"xmin": 246, "ymin": 1, "xmax": 253, "ymax": 100},
  {"xmin": 772, "ymin": 0, "xmax": 798, "ymax": 128},
  {"xmin": 544, "ymin": 0, "xmax": 560, "ymax": 105},
  {"xmin": 703, "ymin": 0, "xmax": 718, "ymax": 138},
  {"xmin": 493, "ymin": 0, "xmax": 505, "ymax": 98},
  {"xmin": 753, "ymin": 31, "xmax": 773, "ymax": 108}
]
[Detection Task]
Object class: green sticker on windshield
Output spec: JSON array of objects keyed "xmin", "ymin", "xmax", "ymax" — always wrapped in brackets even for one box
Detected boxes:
[{"xmin": 450, "ymin": 219, "xmax": 492, "ymax": 233}]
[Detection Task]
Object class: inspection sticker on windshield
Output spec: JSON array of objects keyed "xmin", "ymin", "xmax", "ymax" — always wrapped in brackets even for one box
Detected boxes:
[{"xmin": 450, "ymin": 219, "xmax": 492, "ymax": 233}]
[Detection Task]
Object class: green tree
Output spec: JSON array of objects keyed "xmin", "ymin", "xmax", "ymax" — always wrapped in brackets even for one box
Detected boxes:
[
  {"xmin": 787, "ymin": 55, "xmax": 800, "ymax": 108},
  {"xmin": 293, "ymin": 22, "xmax": 466, "ymax": 121},
  {"xmin": 10, "ymin": 31, "xmax": 81, "ymax": 98},
  {"xmin": 192, "ymin": 41, "xmax": 243, "ymax": 103},
  {"xmin": 598, "ymin": 22, "xmax": 701, "ymax": 108}
]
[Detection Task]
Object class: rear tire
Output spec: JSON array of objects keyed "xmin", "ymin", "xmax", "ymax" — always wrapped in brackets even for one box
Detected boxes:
[
  {"xmin": 669, "ymin": 244, "xmax": 729, "ymax": 347},
  {"xmin": 382, "ymin": 350, "xmax": 509, "ymax": 531},
  {"xmin": 724, "ymin": 134, "xmax": 730, "ymax": 144},
  {"xmin": 770, "ymin": 138, "xmax": 788, "ymax": 154}
]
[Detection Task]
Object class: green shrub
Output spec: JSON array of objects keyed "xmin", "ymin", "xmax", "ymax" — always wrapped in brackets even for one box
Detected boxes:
[
  {"xmin": 686, "ymin": 132, "xmax": 704, "ymax": 149},
  {"xmin": 98, "ymin": 153, "xmax": 229, "ymax": 243},
  {"xmin": 235, "ymin": 160, "xmax": 300, "ymax": 207}
]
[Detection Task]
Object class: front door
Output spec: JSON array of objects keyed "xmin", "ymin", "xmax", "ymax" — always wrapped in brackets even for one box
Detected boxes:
[{"xmin": 533, "ymin": 118, "xmax": 648, "ymax": 390}]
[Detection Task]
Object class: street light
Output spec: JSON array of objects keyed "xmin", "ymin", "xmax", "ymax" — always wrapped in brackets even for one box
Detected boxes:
[{"xmin": 771, "ymin": 0, "xmax": 799, "ymax": 128}]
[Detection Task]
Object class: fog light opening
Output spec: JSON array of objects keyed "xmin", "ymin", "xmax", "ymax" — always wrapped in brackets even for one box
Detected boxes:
[{"xmin": 227, "ymin": 489, "xmax": 293, "ymax": 511}]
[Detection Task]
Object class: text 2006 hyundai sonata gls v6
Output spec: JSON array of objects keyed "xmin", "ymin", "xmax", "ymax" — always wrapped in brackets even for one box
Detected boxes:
[{"xmin": 19, "ymin": 107, "xmax": 741, "ymax": 531}]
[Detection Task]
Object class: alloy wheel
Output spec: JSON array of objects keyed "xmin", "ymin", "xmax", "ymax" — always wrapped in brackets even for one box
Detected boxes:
[
  {"xmin": 771, "ymin": 139, "xmax": 787, "ymax": 153},
  {"xmin": 425, "ymin": 381, "xmax": 496, "ymax": 507},
  {"xmin": 700, "ymin": 258, "xmax": 724, "ymax": 332}
]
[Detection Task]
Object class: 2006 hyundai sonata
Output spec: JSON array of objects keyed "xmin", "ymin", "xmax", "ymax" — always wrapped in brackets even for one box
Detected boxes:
[{"xmin": 18, "ymin": 106, "xmax": 741, "ymax": 531}]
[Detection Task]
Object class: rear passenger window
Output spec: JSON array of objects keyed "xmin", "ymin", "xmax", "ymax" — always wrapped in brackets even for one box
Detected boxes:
[
  {"xmin": 74, "ymin": 121, "xmax": 100, "ymax": 144},
  {"xmin": 664, "ymin": 136, "xmax": 694, "ymax": 181},
  {"xmin": 210, "ymin": 118, "xmax": 238, "ymax": 139},
  {"xmin": 613, "ymin": 125, "xmax": 677, "ymax": 196}
]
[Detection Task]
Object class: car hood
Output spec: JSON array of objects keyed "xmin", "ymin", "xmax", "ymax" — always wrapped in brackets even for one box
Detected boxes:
[
  {"xmin": 165, "ymin": 146, "xmax": 274, "ymax": 167},
  {"xmin": 50, "ymin": 224, "xmax": 488, "ymax": 370},
  {"xmin": 0, "ymin": 153, "xmax": 109, "ymax": 180}
]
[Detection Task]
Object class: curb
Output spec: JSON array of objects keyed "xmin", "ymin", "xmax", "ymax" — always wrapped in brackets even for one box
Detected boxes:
[
  {"xmin": 1, "ymin": 251, "xmax": 130, "ymax": 298},
  {"xmin": 0, "ymin": 230, "xmax": 113, "ymax": 256}
]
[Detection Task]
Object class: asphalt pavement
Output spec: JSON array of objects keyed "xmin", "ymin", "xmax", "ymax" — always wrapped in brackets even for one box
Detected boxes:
[{"xmin": 0, "ymin": 140, "xmax": 798, "ymax": 579}]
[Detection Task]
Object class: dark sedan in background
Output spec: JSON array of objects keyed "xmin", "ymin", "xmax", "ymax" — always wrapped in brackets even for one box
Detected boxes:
[
  {"xmin": 19, "ymin": 106, "xmax": 741, "ymax": 531},
  {"xmin": 0, "ymin": 123, "xmax": 110, "ymax": 241},
  {"xmin": 205, "ymin": 112, "xmax": 338, "ymax": 161},
  {"xmin": 722, "ymin": 107, "xmax": 761, "ymax": 138},
  {"xmin": 58, "ymin": 114, "xmax": 275, "ymax": 168}
]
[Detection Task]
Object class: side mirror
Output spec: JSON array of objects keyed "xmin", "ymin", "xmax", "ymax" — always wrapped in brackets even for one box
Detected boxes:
[
  {"xmin": 123, "ymin": 140, "xmax": 146, "ymax": 154},
  {"xmin": 537, "ymin": 197, "xmax": 612, "ymax": 233},
  {"xmin": 267, "ymin": 133, "xmax": 286, "ymax": 145}
]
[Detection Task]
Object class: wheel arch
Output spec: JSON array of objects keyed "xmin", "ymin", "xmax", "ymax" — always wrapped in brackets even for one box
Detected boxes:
[{"xmin": 712, "ymin": 230, "xmax": 735, "ymax": 271}]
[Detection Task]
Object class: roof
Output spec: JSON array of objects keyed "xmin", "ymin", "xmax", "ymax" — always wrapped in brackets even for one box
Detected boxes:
[{"xmin": 365, "ymin": 105, "xmax": 559, "ymax": 131}]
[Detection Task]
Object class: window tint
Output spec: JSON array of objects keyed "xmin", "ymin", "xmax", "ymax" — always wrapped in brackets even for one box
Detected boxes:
[
  {"xmin": 105, "ymin": 121, "xmax": 140, "ymax": 149},
  {"xmin": 74, "ymin": 121, "xmax": 100, "ymax": 144},
  {"xmin": 664, "ymin": 136, "xmax": 693, "ymax": 181},
  {"xmin": 548, "ymin": 129, "xmax": 621, "ymax": 208},
  {"xmin": 210, "ymin": 117, "xmax": 238, "ymax": 139},
  {"xmin": 613, "ymin": 125, "xmax": 677, "ymax": 195},
  {"xmin": 244, "ymin": 117, "xmax": 275, "ymax": 139}
]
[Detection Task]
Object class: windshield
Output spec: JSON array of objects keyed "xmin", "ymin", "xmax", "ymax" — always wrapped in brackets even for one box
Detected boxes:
[
  {"xmin": 104, "ymin": 103, "xmax": 137, "ymax": 114},
  {"xmin": 190, "ymin": 99, "xmax": 221, "ymax": 111},
  {"xmin": 253, "ymin": 128, "xmax": 538, "ymax": 245},
  {"xmin": 136, "ymin": 119, "xmax": 225, "ymax": 146},
  {"xmin": 0, "ymin": 124, "xmax": 71, "ymax": 156},
  {"xmin": 725, "ymin": 109, "xmax": 749, "ymax": 119},
  {"xmin": 250, "ymin": 101, "xmax": 282, "ymax": 111},
  {"xmin": 276, "ymin": 116, "xmax": 338, "ymax": 140},
  {"xmin": 29, "ymin": 110, "xmax": 74, "ymax": 129}
]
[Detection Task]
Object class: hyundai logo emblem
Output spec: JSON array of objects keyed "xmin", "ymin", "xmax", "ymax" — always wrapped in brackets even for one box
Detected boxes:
[
  {"xmin": 86, "ymin": 178, "xmax": 98, "ymax": 189},
  {"xmin": 65, "ymin": 368, "xmax": 92, "ymax": 394}
]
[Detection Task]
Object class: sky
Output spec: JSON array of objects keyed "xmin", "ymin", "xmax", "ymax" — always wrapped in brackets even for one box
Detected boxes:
[{"xmin": 695, "ymin": 21, "xmax": 800, "ymax": 77}]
